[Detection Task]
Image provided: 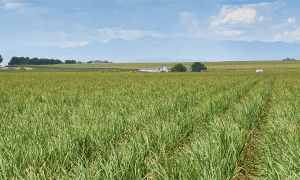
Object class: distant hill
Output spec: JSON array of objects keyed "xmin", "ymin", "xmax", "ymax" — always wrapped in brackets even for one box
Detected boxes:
[{"xmin": 1, "ymin": 36, "xmax": 300, "ymax": 64}]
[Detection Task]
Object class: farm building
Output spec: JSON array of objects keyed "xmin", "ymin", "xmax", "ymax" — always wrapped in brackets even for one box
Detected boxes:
[
  {"xmin": 159, "ymin": 65, "xmax": 169, "ymax": 72},
  {"xmin": 256, "ymin": 69, "xmax": 263, "ymax": 72},
  {"xmin": 186, "ymin": 68, "xmax": 192, "ymax": 72},
  {"xmin": 138, "ymin": 65, "xmax": 169, "ymax": 73},
  {"xmin": 0, "ymin": 64, "xmax": 5, "ymax": 68}
]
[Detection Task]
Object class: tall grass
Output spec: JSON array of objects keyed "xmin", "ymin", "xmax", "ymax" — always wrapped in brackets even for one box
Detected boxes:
[
  {"xmin": 151, "ymin": 75, "xmax": 275, "ymax": 179},
  {"xmin": 256, "ymin": 72, "xmax": 300, "ymax": 179},
  {"xmin": 0, "ymin": 72, "xmax": 296, "ymax": 179}
]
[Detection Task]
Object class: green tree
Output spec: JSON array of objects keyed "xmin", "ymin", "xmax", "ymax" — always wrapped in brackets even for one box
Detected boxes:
[
  {"xmin": 65, "ymin": 60, "xmax": 77, "ymax": 64},
  {"xmin": 0, "ymin": 55, "xmax": 3, "ymax": 64},
  {"xmin": 282, "ymin": 58, "xmax": 296, "ymax": 61},
  {"xmin": 171, "ymin": 63, "xmax": 187, "ymax": 72},
  {"xmin": 191, "ymin": 62, "xmax": 207, "ymax": 72},
  {"xmin": 19, "ymin": 57, "xmax": 29, "ymax": 65},
  {"xmin": 8, "ymin": 57, "xmax": 22, "ymax": 65}
]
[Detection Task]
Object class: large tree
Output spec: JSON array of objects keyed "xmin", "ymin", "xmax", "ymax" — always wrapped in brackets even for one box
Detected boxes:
[
  {"xmin": 191, "ymin": 62, "xmax": 207, "ymax": 72},
  {"xmin": 0, "ymin": 55, "xmax": 3, "ymax": 64},
  {"xmin": 8, "ymin": 57, "xmax": 63, "ymax": 65},
  {"xmin": 65, "ymin": 60, "xmax": 77, "ymax": 64},
  {"xmin": 8, "ymin": 57, "xmax": 22, "ymax": 65},
  {"xmin": 171, "ymin": 63, "xmax": 187, "ymax": 72}
]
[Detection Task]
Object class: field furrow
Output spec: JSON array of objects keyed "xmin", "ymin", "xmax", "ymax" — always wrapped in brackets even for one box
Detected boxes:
[
  {"xmin": 1, "ymin": 72, "xmax": 299, "ymax": 180},
  {"xmin": 0, "ymin": 72, "xmax": 263, "ymax": 179},
  {"xmin": 87, "ymin": 76, "xmax": 264, "ymax": 179},
  {"xmin": 255, "ymin": 72, "xmax": 300, "ymax": 179},
  {"xmin": 234, "ymin": 73, "xmax": 276, "ymax": 179},
  {"xmin": 150, "ymin": 75, "xmax": 275, "ymax": 179}
]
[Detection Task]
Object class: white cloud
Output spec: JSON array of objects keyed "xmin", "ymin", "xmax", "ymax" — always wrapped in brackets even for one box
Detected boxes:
[
  {"xmin": 274, "ymin": 27, "xmax": 300, "ymax": 42},
  {"xmin": 98, "ymin": 28, "xmax": 166, "ymax": 43},
  {"xmin": 288, "ymin": 16, "xmax": 297, "ymax": 24},
  {"xmin": 276, "ymin": 16, "xmax": 298, "ymax": 29},
  {"xmin": 211, "ymin": 7, "xmax": 257, "ymax": 27},
  {"xmin": 179, "ymin": 11, "xmax": 246, "ymax": 40},
  {"xmin": 2, "ymin": 1, "xmax": 47, "ymax": 13},
  {"xmin": 222, "ymin": 31, "xmax": 242, "ymax": 36},
  {"xmin": 210, "ymin": 1, "xmax": 285, "ymax": 28},
  {"xmin": 258, "ymin": 16, "xmax": 264, "ymax": 22},
  {"xmin": 274, "ymin": 33, "xmax": 283, "ymax": 40},
  {"xmin": 79, "ymin": 41, "xmax": 90, "ymax": 46},
  {"xmin": 179, "ymin": 12, "xmax": 201, "ymax": 37},
  {"xmin": 179, "ymin": 12, "xmax": 199, "ymax": 28},
  {"xmin": 4, "ymin": 2, "xmax": 22, "ymax": 9}
]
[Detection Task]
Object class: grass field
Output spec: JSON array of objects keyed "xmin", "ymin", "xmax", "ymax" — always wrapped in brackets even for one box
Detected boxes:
[
  {"xmin": 0, "ymin": 71, "xmax": 299, "ymax": 179},
  {"xmin": 21, "ymin": 60, "xmax": 300, "ymax": 72}
]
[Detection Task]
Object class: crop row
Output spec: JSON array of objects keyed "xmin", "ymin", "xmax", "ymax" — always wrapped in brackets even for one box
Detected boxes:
[
  {"xmin": 256, "ymin": 73, "xmax": 300, "ymax": 179},
  {"xmin": 0, "ymin": 72, "xmax": 266, "ymax": 179},
  {"xmin": 150, "ymin": 74, "xmax": 276, "ymax": 179},
  {"xmin": 82, "ymin": 75, "xmax": 264, "ymax": 179}
]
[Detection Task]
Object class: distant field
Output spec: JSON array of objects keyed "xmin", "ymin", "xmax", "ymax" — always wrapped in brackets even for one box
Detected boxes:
[
  {"xmin": 1, "ymin": 71, "xmax": 300, "ymax": 179},
  {"xmin": 24, "ymin": 60, "xmax": 300, "ymax": 72}
]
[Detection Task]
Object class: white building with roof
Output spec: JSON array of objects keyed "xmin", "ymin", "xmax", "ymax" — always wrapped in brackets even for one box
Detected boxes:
[
  {"xmin": 138, "ymin": 65, "xmax": 169, "ymax": 73},
  {"xmin": 159, "ymin": 65, "xmax": 169, "ymax": 72},
  {"xmin": 186, "ymin": 68, "xmax": 192, "ymax": 72}
]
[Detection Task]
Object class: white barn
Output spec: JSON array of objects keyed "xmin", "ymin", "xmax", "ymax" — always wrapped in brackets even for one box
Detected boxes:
[
  {"xmin": 159, "ymin": 65, "xmax": 169, "ymax": 72},
  {"xmin": 186, "ymin": 68, "xmax": 192, "ymax": 72},
  {"xmin": 138, "ymin": 69, "xmax": 160, "ymax": 72},
  {"xmin": 256, "ymin": 69, "xmax": 263, "ymax": 72},
  {"xmin": 138, "ymin": 66, "xmax": 169, "ymax": 73},
  {"xmin": 0, "ymin": 64, "xmax": 5, "ymax": 68}
]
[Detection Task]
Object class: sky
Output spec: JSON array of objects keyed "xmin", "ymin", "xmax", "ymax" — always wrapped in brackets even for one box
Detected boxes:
[{"xmin": 1, "ymin": 0, "xmax": 300, "ymax": 64}]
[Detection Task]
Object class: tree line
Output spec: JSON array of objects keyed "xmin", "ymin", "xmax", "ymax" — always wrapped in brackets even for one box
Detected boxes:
[
  {"xmin": 171, "ymin": 62, "xmax": 207, "ymax": 72},
  {"xmin": 6, "ymin": 57, "xmax": 80, "ymax": 65},
  {"xmin": 282, "ymin": 58, "xmax": 297, "ymax": 61},
  {"xmin": 3, "ymin": 56, "xmax": 113, "ymax": 65},
  {"xmin": 8, "ymin": 57, "xmax": 63, "ymax": 65}
]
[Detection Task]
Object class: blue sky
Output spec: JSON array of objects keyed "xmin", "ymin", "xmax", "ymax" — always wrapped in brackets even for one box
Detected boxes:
[{"xmin": 1, "ymin": 0, "xmax": 300, "ymax": 64}]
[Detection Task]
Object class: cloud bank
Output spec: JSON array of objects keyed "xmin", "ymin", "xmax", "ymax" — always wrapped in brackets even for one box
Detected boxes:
[
  {"xmin": 210, "ymin": 1, "xmax": 285, "ymax": 28},
  {"xmin": 98, "ymin": 28, "xmax": 166, "ymax": 43}
]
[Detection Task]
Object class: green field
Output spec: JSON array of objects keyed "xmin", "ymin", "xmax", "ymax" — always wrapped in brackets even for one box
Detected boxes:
[
  {"xmin": 20, "ymin": 60, "xmax": 300, "ymax": 72},
  {"xmin": 0, "ymin": 71, "xmax": 300, "ymax": 179}
]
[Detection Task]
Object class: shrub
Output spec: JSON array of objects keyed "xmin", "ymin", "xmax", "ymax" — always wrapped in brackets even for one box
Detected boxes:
[
  {"xmin": 191, "ymin": 62, "xmax": 207, "ymax": 72},
  {"xmin": 171, "ymin": 63, "xmax": 187, "ymax": 72},
  {"xmin": 282, "ymin": 58, "xmax": 296, "ymax": 61}
]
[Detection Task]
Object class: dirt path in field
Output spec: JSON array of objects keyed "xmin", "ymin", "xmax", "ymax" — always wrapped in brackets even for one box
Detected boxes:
[{"xmin": 234, "ymin": 74, "xmax": 277, "ymax": 180}]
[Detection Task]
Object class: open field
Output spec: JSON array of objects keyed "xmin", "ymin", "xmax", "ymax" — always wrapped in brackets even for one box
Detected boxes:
[
  {"xmin": 0, "ymin": 67, "xmax": 34, "ymax": 71},
  {"xmin": 22, "ymin": 60, "xmax": 300, "ymax": 72},
  {"xmin": 0, "ymin": 71, "xmax": 300, "ymax": 179}
]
